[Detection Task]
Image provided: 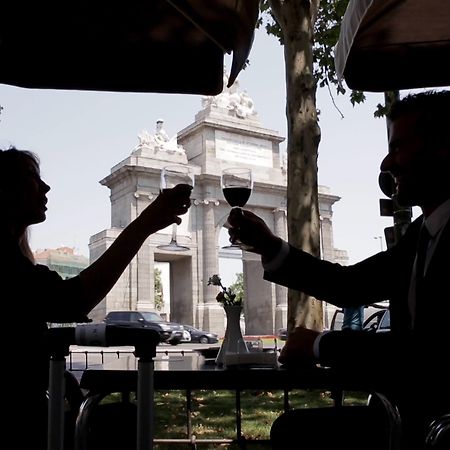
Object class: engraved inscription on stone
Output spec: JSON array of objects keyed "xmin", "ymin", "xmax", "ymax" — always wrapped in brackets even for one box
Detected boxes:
[{"xmin": 215, "ymin": 130, "xmax": 273, "ymax": 167}]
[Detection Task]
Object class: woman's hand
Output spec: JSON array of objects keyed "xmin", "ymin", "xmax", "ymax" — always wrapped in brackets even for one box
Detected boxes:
[
  {"xmin": 78, "ymin": 183, "xmax": 192, "ymax": 310},
  {"xmin": 140, "ymin": 183, "xmax": 192, "ymax": 234}
]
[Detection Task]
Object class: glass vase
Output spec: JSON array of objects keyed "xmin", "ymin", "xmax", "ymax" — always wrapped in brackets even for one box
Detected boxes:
[{"xmin": 215, "ymin": 304, "xmax": 249, "ymax": 367}]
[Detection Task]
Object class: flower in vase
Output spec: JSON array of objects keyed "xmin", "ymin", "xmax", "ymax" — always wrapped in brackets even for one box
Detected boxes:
[{"xmin": 207, "ymin": 274, "xmax": 243, "ymax": 307}]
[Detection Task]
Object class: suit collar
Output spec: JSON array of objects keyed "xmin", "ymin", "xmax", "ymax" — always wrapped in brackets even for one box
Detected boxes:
[{"xmin": 423, "ymin": 198, "xmax": 450, "ymax": 238}]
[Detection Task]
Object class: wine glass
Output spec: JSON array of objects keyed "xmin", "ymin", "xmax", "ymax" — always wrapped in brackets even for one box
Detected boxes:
[
  {"xmin": 221, "ymin": 167, "xmax": 253, "ymax": 249},
  {"xmin": 157, "ymin": 165, "xmax": 194, "ymax": 252}
]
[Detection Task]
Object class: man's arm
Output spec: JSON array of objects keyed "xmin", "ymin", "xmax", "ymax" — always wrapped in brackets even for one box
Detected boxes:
[
  {"xmin": 227, "ymin": 208, "xmax": 417, "ymax": 307},
  {"xmin": 279, "ymin": 326, "xmax": 413, "ymax": 384}
]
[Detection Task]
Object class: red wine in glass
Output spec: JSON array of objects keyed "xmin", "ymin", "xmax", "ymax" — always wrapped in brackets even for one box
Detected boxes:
[
  {"xmin": 221, "ymin": 168, "xmax": 253, "ymax": 249},
  {"xmin": 222, "ymin": 187, "xmax": 251, "ymax": 207},
  {"xmin": 221, "ymin": 168, "xmax": 253, "ymax": 207}
]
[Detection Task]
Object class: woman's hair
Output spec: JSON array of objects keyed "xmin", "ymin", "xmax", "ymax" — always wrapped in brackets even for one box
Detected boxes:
[
  {"xmin": 0, "ymin": 146, "xmax": 40, "ymax": 181},
  {"xmin": 19, "ymin": 229, "xmax": 35, "ymax": 263},
  {"xmin": 0, "ymin": 146, "xmax": 39, "ymax": 263}
]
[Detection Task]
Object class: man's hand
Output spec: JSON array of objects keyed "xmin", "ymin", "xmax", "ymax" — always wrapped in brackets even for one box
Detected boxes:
[
  {"xmin": 278, "ymin": 326, "xmax": 320, "ymax": 367},
  {"xmin": 227, "ymin": 208, "xmax": 282, "ymax": 259}
]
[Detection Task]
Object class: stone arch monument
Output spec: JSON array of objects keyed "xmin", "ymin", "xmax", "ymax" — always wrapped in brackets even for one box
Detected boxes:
[{"xmin": 88, "ymin": 86, "xmax": 344, "ymax": 336}]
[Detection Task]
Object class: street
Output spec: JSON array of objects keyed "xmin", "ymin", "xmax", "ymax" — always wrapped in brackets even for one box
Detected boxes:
[{"xmin": 67, "ymin": 340, "xmax": 281, "ymax": 375}]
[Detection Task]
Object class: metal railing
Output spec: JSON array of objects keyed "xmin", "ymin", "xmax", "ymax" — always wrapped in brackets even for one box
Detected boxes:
[
  {"xmin": 67, "ymin": 347, "xmax": 283, "ymax": 448},
  {"xmin": 67, "ymin": 348, "xmax": 191, "ymax": 372}
]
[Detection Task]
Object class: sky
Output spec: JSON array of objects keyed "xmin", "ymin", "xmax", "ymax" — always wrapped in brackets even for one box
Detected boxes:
[{"xmin": 0, "ymin": 27, "xmax": 421, "ymax": 279}]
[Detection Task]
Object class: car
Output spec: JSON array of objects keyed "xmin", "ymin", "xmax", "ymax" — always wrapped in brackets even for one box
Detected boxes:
[
  {"xmin": 103, "ymin": 310, "xmax": 184, "ymax": 345},
  {"xmin": 329, "ymin": 302, "xmax": 390, "ymax": 332},
  {"xmin": 181, "ymin": 325, "xmax": 219, "ymax": 344},
  {"xmin": 180, "ymin": 327, "xmax": 192, "ymax": 342},
  {"xmin": 277, "ymin": 328, "xmax": 288, "ymax": 341},
  {"xmin": 363, "ymin": 308, "xmax": 390, "ymax": 333}
]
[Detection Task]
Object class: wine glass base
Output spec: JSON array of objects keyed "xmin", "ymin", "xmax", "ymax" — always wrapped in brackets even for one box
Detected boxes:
[
  {"xmin": 157, "ymin": 243, "xmax": 190, "ymax": 252},
  {"xmin": 221, "ymin": 243, "xmax": 242, "ymax": 251},
  {"xmin": 239, "ymin": 244, "xmax": 256, "ymax": 252},
  {"xmin": 221, "ymin": 243, "xmax": 255, "ymax": 252}
]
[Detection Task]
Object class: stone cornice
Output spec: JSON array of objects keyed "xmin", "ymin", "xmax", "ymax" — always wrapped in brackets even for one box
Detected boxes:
[
  {"xmin": 178, "ymin": 114, "xmax": 285, "ymax": 144},
  {"xmin": 193, "ymin": 199, "xmax": 220, "ymax": 206}
]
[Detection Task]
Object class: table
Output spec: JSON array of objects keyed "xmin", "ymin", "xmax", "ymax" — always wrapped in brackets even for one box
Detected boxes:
[
  {"xmin": 79, "ymin": 352, "xmax": 344, "ymax": 392},
  {"xmin": 75, "ymin": 352, "xmax": 392, "ymax": 449}
]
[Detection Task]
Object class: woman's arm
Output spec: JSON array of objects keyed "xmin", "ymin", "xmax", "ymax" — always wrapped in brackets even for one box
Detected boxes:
[{"xmin": 77, "ymin": 184, "xmax": 192, "ymax": 313}]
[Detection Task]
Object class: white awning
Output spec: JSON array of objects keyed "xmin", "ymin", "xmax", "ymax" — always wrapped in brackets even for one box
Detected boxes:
[{"xmin": 334, "ymin": 0, "xmax": 450, "ymax": 92}]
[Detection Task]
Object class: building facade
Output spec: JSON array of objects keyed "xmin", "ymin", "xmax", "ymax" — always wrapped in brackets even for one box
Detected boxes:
[
  {"xmin": 34, "ymin": 247, "xmax": 88, "ymax": 279},
  {"xmin": 88, "ymin": 83, "xmax": 348, "ymax": 335}
]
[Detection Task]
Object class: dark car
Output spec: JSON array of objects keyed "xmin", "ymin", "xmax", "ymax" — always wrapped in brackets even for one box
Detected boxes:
[
  {"xmin": 103, "ymin": 310, "xmax": 184, "ymax": 345},
  {"xmin": 277, "ymin": 328, "xmax": 288, "ymax": 341},
  {"xmin": 329, "ymin": 303, "xmax": 391, "ymax": 333},
  {"xmin": 363, "ymin": 309, "xmax": 390, "ymax": 333},
  {"xmin": 181, "ymin": 325, "xmax": 219, "ymax": 344}
]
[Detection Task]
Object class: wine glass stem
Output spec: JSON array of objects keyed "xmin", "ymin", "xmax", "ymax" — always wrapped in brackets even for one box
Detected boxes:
[{"xmin": 170, "ymin": 223, "xmax": 178, "ymax": 244}]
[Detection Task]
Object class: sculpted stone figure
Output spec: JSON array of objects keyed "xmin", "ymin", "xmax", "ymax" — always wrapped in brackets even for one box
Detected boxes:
[
  {"xmin": 137, "ymin": 130, "xmax": 152, "ymax": 147},
  {"xmin": 154, "ymin": 119, "xmax": 170, "ymax": 146},
  {"xmin": 134, "ymin": 119, "xmax": 185, "ymax": 154},
  {"xmin": 153, "ymin": 119, "xmax": 185, "ymax": 154},
  {"xmin": 201, "ymin": 75, "xmax": 257, "ymax": 120},
  {"xmin": 233, "ymin": 90, "xmax": 256, "ymax": 119}
]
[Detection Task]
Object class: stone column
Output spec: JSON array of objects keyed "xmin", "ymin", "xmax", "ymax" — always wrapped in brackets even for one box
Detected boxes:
[
  {"xmin": 320, "ymin": 215, "xmax": 335, "ymax": 329},
  {"xmin": 199, "ymin": 200, "xmax": 224, "ymax": 333},
  {"xmin": 319, "ymin": 216, "xmax": 335, "ymax": 262},
  {"xmin": 170, "ymin": 256, "xmax": 194, "ymax": 324},
  {"xmin": 136, "ymin": 244, "xmax": 154, "ymax": 311},
  {"xmin": 242, "ymin": 252, "xmax": 273, "ymax": 335},
  {"xmin": 274, "ymin": 208, "xmax": 288, "ymax": 331},
  {"xmin": 132, "ymin": 193, "xmax": 153, "ymax": 311}
]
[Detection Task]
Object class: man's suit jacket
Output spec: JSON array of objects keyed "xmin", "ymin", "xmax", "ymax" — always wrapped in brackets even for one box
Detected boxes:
[
  {"xmin": 265, "ymin": 215, "xmax": 449, "ymax": 334},
  {"xmin": 264, "ymin": 215, "xmax": 450, "ymax": 419}
]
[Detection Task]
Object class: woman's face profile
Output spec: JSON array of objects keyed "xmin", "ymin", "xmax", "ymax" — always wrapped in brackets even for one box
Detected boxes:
[{"xmin": 6, "ymin": 155, "xmax": 50, "ymax": 228}]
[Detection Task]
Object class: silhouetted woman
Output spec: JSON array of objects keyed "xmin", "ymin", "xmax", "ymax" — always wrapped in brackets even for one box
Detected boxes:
[{"xmin": 0, "ymin": 146, "xmax": 192, "ymax": 449}]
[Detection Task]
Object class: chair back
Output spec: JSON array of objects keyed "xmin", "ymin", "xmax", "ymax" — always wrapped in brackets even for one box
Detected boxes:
[
  {"xmin": 270, "ymin": 391, "xmax": 401, "ymax": 450},
  {"xmin": 425, "ymin": 414, "xmax": 450, "ymax": 450}
]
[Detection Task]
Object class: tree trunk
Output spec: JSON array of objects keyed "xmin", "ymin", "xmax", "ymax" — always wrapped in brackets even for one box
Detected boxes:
[{"xmin": 270, "ymin": 0, "xmax": 323, "ymax": 331}]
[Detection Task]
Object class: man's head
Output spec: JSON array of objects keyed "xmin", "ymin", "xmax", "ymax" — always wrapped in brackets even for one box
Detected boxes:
[{"xmin": 380, "ymin": 90, "xmax": 450, "ymax": 215}]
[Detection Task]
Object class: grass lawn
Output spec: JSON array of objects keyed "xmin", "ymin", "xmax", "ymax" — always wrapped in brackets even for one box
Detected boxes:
[{"xmin": 102, "ymin": 388, "xmax": 368, "ymax": 449}]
